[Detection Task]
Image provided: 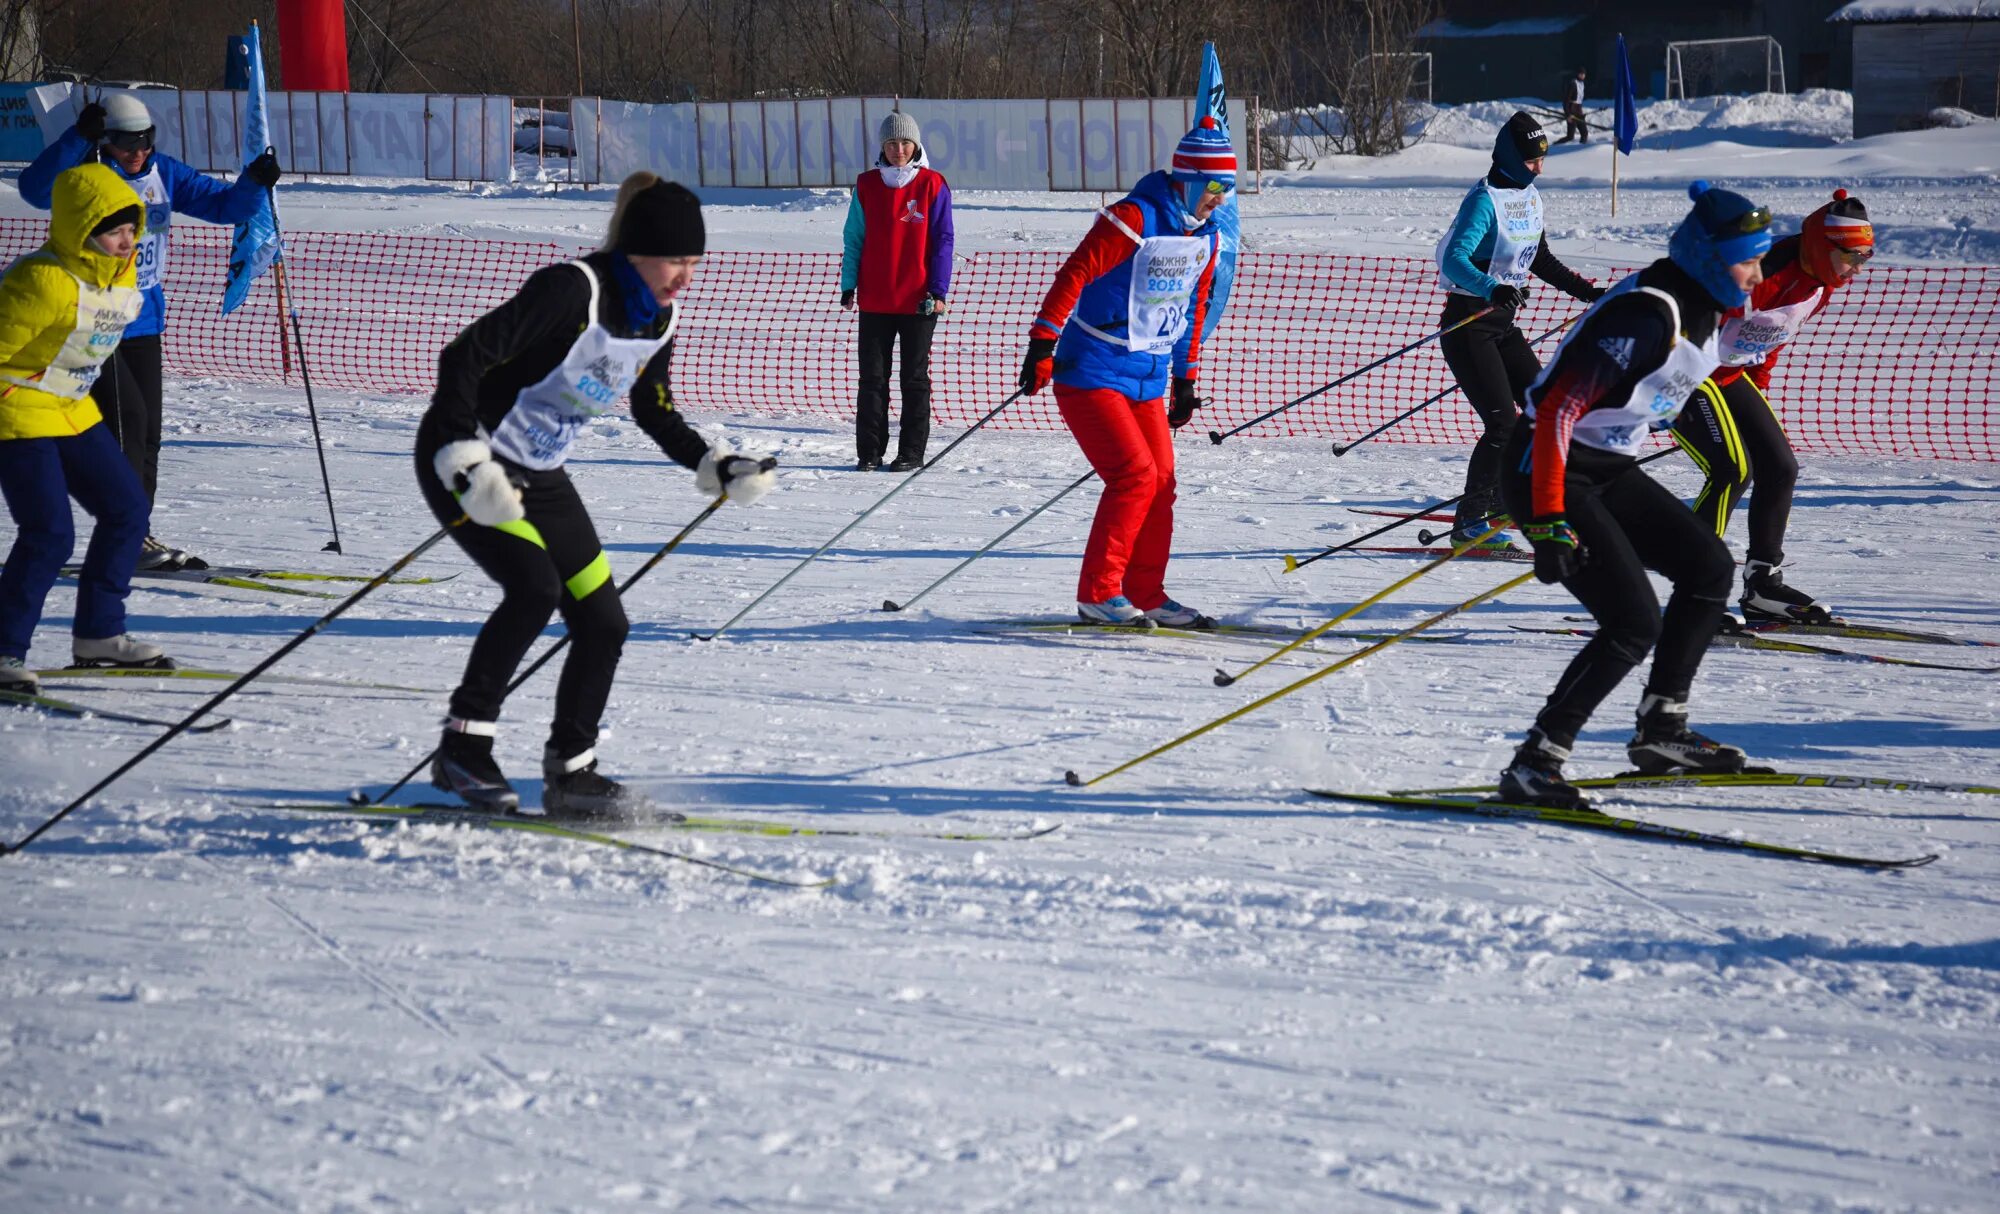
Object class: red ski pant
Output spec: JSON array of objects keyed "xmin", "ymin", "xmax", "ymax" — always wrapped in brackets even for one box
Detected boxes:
[{"xmin": 1056, "ymin": 384, "xmax": 1176, "ymax": 606}]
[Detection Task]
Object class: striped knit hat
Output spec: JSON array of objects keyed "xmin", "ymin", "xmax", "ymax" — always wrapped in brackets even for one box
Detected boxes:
[
  {"xmin": 1170, "ymin": 115, "xmax": 1237, "ymax": 190},
  {"xmin": 1801, "ymin": 188, "xmax": 1873, "ymax": 283}
]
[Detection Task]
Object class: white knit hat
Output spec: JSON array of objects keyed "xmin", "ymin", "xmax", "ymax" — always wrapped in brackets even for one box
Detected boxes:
[
  {"xmin": 879, "ymin": 111, "xmax": 920, "ymax": 146},
  {"xmin": 102, "ymin": 94, "xmax": 153, "ymax": 133}
]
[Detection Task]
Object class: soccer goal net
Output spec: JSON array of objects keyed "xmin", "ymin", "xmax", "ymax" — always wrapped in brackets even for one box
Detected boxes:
[{"xmin": 1665, "ymin": 36, "xmax": 1787, "ymax": 100}]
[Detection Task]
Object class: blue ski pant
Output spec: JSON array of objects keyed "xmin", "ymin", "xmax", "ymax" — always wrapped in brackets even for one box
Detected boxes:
[{"xmin": 0, "ymin": 422, "xmax": 150, "ymax": 660}]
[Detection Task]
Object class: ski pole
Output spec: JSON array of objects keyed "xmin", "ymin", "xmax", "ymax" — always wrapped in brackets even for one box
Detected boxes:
[
  {"xmin": 1281, "ymin": 448, "xmax": 1673, "ymax": 574},
  {"xmin": 1, "ymin": 519, "xmax": 465, "ymax": 857},
  {"xmin": 1063, "ymin": 570, "xmax": 1535, "ymax": 789},
  {"xmin": 881, "ymin": 468, "xmax": 1095, "ymax": 613},
  {"xmin": 1330, "ymin": 317, "xmax": 1576, "ymax": 457},
  {"xmin": 1206, "ymin": 308, "xmax": 1492, "ymax": 446},
  {"xmin": 1216, "ymin": 523, "xmax": 1504, "ymax": 688},
  {"xmin": 362, "ymin": 489, "xmax": 740, "ymax": 807},
  {"xmin": 699, "ymin": 390, "xmax": 1026, "ymax": 640},
  {"xmin": 265, "ymin": 164, "xmax": 344, "ymax": 554}
]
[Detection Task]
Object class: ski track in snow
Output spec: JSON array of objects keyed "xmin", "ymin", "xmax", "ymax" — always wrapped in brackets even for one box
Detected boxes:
[
  {"xmin": 3, "ymin": 389, "xmax": 1996, "ymax": 1211},
  {"xmin": 2, "ymin": 113, "xmax": 1999, "ymax": 1206}
]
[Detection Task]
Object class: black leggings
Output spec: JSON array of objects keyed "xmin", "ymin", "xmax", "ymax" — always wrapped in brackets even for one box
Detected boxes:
[
  {"xmin": 856, "ymin": 311, "xmax": 937, "ymax": 464},
  {"xmin": 416, "ymin": 422, "xmax": 627, "ymax": 761},
  {"xmin": 1439, "ymin": 299, "xmax": 1540, "ymax": 528},
  {"xmin": 1501, "ymin": 421, "xmax": 1734, "ymax": 749},
  {"xmin": 1670, "ymin": 374, "xmax": 1798, "ymax": 566},
  {"xmin": 90, "ymin": 334, "xmax": 164, "ymax": 503}
]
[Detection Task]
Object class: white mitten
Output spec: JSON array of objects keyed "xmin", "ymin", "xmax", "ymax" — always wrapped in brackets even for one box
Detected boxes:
[
  {"xmin": 433, "ymin": 438, "xmax": 525, "ymax": 526},
  {"xmin": 696, "ymin": 449, "xmax": 777, "ymax": 506}
]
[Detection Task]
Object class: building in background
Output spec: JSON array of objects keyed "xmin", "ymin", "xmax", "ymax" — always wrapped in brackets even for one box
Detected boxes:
[{"xmin": 1830, "ymin": 1, "xmax": 2000, "ymax": 135}]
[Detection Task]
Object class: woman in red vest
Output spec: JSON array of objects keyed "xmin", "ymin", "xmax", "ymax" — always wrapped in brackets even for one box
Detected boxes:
[{"xmin": 839, "ymin": 111, "xmax": 955, "ymax": 471}]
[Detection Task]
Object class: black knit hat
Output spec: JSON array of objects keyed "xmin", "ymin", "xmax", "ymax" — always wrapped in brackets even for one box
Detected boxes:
[
  {"xmin": 616, "ymin": 181, "xmax": 704, "ymax": 257},
  {"xmin": 1492, "ymin": 111, "xmax": 1550, "ymax": 185},
  {"xmin": 91, "ymin": 204, "xmax": 142, "ymax": 238}
]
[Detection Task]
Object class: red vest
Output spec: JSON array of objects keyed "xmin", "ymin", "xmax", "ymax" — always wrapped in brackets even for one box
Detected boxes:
[{"xmin": 854, "ymin": 167, "xmax": 942, "ymax": 314}]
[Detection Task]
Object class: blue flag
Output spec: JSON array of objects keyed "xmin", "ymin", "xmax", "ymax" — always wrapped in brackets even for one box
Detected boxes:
[
  {"xmin": 222, "ymin": 23, "xmax": 280, "ymax": 316},
  {"xmin": 1613, "ymin": 34, "xmax": 1640, "ymax": 156},
  {"xmin": 1193, "ymin": 41, "xmax": 1238, "ymax": 343}
]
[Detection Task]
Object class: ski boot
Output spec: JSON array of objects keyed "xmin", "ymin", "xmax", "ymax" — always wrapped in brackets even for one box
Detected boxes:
[
  {"xmin": 138, "ymin": 536, "xmax": 209, "ymax": 572},
  {"xmin": 1741, "ymin": 560, "xmax": 1835, "ymax": 625},
  {"xmin": 1496, "ymin": 728, "xmax": 1590, "ymax": 811},
  {"xmin": 1077, "ymin": 595, "xmax": 1157, "ymax": 628},
  {"xmin": 542, "ymin": 747, "xmax": 641, "ymax": 820},
  {"xmin": 430, "ymin": 719, "xmax": 520, "ymax": 812},
  {"xmin": 886, "ymin": 456, "xmax": 923, "ymax": 473},
  {"xmin": 1143, "ymin": 598, "xmax": 1216, "ymax": 630},
  {"xmin": 72, "ymin": 634, "xmax": 174, "ymax": 670},
  {"xmin": 0, "ymin": 655, "xmax": 39, "ymax": 696},
  {"xmin": 1626, "ymin": 694, "xmax": 1749, "ymax": 776},
  {"xmin": 1449, "ymin": 517, "xmax": 1524, "ymax": 554}
]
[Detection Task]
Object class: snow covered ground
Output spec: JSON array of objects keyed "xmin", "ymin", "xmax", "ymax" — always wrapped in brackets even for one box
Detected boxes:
[{"xmin": 3, "ymin": 94, "xmax": 1998, "ymax": 1211}]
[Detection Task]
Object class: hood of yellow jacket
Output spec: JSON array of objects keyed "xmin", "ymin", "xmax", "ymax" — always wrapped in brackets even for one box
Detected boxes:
[{"xmin": 48, "ymin": 162, "xmax": 145, "ymax": 289}]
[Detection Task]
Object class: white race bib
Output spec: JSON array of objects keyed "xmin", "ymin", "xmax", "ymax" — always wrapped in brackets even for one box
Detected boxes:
[
  {"xmin": 0, "ymin": 253, "xmax": 142, "ymax": 399},
  {"xmin": 1527, "ymin": 276, "xmax": 1723, "ymax": 457},
  {"xmin": 1716, "ymin": 289, "xmax": 1822, "ymax": 368},
  {"xmin": 1436, "ymin": 180, "xmax": 1543, "ymax": 295},
  {"xmin": 1122, "ymin": 234, "xmax": 1210, "ymax": 355},
  {"xmin": 130, "ymin": 164, "xmax": 170, "ymax": 292},
  {"xmin": 487, "ymin": 262, "xmax": 676, "ymax": 470}
]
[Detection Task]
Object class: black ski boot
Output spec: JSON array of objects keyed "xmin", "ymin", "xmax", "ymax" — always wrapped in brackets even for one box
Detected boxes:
[
  {"xmin": 1626, "ymin": 694, "xmax": 1748, "ymax": 775},
  {"xmin": 543, "ymin": 747, "xmax": 640, "ymax": 820},
  {"xmin": 1741, "ymin": 560, "xmax": 1835, "ymax": 625},
  {"xmin": 1497, "ymin": 729, "xmax": 1590, "ymax": 811},
  {"xmin": 430, "ymin": 720, "xmax": 519, "ymax": 811}
]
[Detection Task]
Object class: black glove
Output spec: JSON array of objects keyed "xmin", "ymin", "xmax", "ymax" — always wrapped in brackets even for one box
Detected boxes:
[
  {"xmin": 839, "ymin": 288, "xmax": 855, "ymax": 310},
  {"xmin": 1019, "ymin": 336, "xmax": 1057, "ymax": 394},
  {"xmin": 76, "ymin": 102, "xmax": 106, "ymax": 143},
  {"xmin": 246, "ymin": 150, "xmax": 281, "ymax": 189},
  {"xmin": 1487, "ymin": 284, "xmax": 1527, "ymax": 312},
  {"xmin": 1167, "ymin": 376, "xmax": 1202, "ymax": 429},
  {"xmin": 1575, "ymin": 283, "xmax": 1607, "ymax": 303},
  {"xmin": 1523, "ymin": 517, "xmax": 1581, "ymax": 585}
]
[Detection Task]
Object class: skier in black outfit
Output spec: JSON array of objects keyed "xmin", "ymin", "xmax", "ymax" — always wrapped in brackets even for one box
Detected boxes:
[
  {"xmin": 416, "ymin": 174, "xmax": 777, "ymax": 817},
  {"xmin": 1433, "ymin": 112, "xmax": 1604, "ymax": 550},
  {"xmin": 1497, "ymin": 181, "xmax": 1775, "ymax": 809}
]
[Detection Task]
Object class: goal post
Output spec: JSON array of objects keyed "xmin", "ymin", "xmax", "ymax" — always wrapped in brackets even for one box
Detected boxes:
[{"xmin": 1665, "ymin": 36, "xmax": 1786, "ymax": 101}]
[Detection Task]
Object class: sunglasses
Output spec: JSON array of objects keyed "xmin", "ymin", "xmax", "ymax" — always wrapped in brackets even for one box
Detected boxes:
[
  {"xmin": 1719, "ymin": 205, "xmax": 1773, "ymax": 238},
  {"xmin": 1830, "ymin": 245, "xmax": 1874, "ymax": 269},
  {"xmin": 104, "ymin": 128, "xmax": 154, "ymax": 152}
]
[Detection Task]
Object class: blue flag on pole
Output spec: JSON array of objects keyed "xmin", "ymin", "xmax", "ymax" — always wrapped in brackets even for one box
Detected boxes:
[
  {"xmin": 222, "ymin": 23, "xmax": 280, "ymax": 316},
  {"xmin": 1613, "ymin": 34, "xmax": 1640, "ymax": 156},
  {"xmin": 1193, "ymin": 41, "xmax": 1238, "ymax": 342}
]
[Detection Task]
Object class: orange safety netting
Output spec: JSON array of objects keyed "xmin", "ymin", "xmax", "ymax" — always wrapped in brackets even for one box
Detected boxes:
[{"xmin": 5, "ymin": 219, "xmax": 1991, "ymax": 460}]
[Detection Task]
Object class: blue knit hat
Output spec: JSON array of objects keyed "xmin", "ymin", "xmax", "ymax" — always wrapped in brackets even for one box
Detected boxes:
[{"xmin": 1668, "ymin": 180, "xmax": 1774, "ymax": 308}]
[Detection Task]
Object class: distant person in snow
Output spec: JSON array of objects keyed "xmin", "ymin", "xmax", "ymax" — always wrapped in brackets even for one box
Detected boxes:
[
  {"xmin": 0, "ymin": 165, "xmax": 168, "ymax": 695},
  {"xmin": 1671, "ymin": 189, "xmax": 1876, "ymax": 626},
  {"xmin": 20, "ymin": 92, "xmax": 281, "ymax": 572},
  {"xmin": 1433, "ymin": 112, "xmax": 1603, "ymax": 551},
  {"xmin": 1556, "ymin": 68, "xmax": 1589, "ymax": 145},
  {"xmin": 417, "ymin": 175, "xmax": 777, "ymax": 818},
  {"xmin": 1017, "ymin": 116, "xmax": 1228, "ymax": 630},
  {"xmin": 839, "ymin": 110, "xmax": 955, "ymax": 472}
]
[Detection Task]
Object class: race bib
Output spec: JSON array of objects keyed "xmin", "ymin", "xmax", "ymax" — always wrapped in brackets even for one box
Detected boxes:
[{"xmin": 1125, "ymin": 235, "xmax": 1210, "ymax": 355}]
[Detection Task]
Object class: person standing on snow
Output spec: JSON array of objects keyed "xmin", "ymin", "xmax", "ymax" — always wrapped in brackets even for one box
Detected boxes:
[
  {"xmin": 1672, "ymin": 189, "xmax": 1875, "ymax": 626},
  {"xmin": 1434, "ymin": 111, "xmax": 1603, "ymax": 551},
  {"xmin": 0, "ymin": 165, "xmax": 168, "ymax": 695},
  {"xmin": 1018, "ymin": 116, "xmax": 1228, "ymax": 628},
  {"xmin": 418, "ymin": 175, "xmax": 777, "ymax": 818},
  {"xmin": 20, "ymin": 93, "xmax": 281, "ymax": 572},
  {"xmin": 840, "ymin": 110, "xmax": 955, "ymax": 472},
  {"xmin": 1556, "ymin": 68, "xmax": 1589, "ymax": 145},
  {"xmin": 1496, "ymin": 181, "xmax": 1775, "ymax": 809}
]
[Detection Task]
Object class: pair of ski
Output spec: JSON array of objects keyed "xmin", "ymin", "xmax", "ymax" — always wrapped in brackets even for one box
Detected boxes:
[
  {"xmin": 1519, "ymin": 620, "xmax": 1999, "ymax": 673},
  {"xmin": 2, "ymin": 664, "xmax": 431, "ymax": 729},
  {"xmin": 252, "ymin": 799, "xmax": 1061, "ymax": 889},
  {"xmin": 978, "ymin": 618, "xmax": 1469, "ymax": 647},
  {"xmin": 1308, "ymin": 768, "xmax": 1991, "ymax": 869},
  {"xmin": 60, "ymin": 563, "xmax": 452, "ymax": 600}
]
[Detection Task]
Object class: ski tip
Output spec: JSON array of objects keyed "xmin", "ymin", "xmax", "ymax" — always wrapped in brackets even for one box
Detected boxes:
[
  {"xmin": 1212, "ymin": 669, "xmax": 1236, "ymax": 687},
  {"xmin": 1063, "ymin": 770, "xmax": 1084, "ymax": 787},
  {"xmin": 1281, "ymin": 555, "xmax": 1299, "ymax": 573},
  {"xmin": 881, "ymin": 599, "xmax": 902, "ymax": 613},
  {"xmin": 690, "ymin": 631, "xmax": 712, "ymax": 642}
]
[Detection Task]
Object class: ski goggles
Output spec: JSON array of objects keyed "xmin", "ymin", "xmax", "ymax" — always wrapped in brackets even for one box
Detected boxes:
[
  {"xmin": 1716, "ymin": 204, "xmax": 1773, "ymax": 240},
  {"xmin": 1829, "ymin": 244, "xmax": 1875, "ymax": 271},
  {"xmin": 104, "ymin": 127, "xmax": 155, "ymax": 152}
]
